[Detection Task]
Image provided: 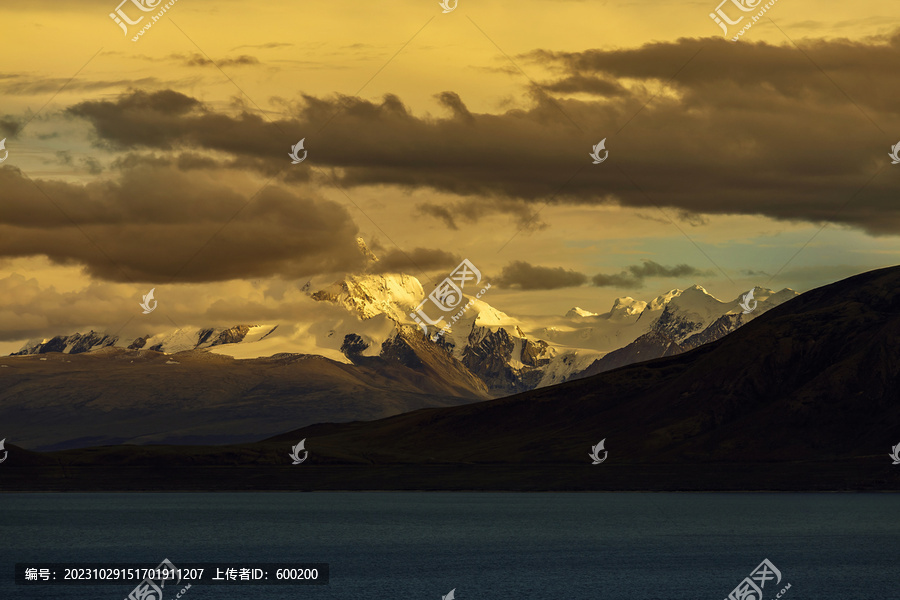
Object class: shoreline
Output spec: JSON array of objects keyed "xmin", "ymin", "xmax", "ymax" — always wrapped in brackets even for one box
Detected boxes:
[{"xmin": 2, "ymin": 462, "xmax": 897, "ymax": 492}]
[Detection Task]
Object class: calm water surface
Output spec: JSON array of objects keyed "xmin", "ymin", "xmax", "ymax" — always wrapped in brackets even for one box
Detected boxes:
[{"xmin": 1, "ymin": 492, "xmax": 897, "ymax": 599}]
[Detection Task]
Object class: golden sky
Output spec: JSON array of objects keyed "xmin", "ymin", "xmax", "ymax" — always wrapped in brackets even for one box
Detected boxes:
[{"xmin": 2, "ymin": 0, "xmax": 900, "ymax": 348}]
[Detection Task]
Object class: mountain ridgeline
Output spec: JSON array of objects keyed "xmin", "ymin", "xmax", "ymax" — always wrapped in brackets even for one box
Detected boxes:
[{"xmin": 9, "ymin": 276, "xmax": 797, "ymax": 397}]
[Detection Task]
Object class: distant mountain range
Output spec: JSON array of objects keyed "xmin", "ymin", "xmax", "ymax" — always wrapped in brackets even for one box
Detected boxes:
[
  {"xmin": 4, "ymin": 265, "xmax": 899, "ymax": 492},
  {"xmin": 2, "ymin": 244, "xmax": 800, "ymax": 450},
  {"xmin": 9, "ymin": 250, "xmax": 798, "ymax": 398}
]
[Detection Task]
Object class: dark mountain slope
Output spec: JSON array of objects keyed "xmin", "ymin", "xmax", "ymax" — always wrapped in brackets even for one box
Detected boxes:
[{"xmin": 0, "ymin": 346, "xmax": 489, "ymax": 450}]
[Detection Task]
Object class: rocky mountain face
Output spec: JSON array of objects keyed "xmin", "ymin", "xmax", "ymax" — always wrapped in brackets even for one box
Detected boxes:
[
  {"xmin": 13, "ymin": 331, "xmax": 119, "ymax": 355},
  {"xmin": 579, "ymin": 329, "xmax": 685, "ymax": 376},
  {"xmin": 681, "ymin": 313, "xmax": 745, "ymax": 350},
  {"xmin": 128, "ymin": 324, "xmax": 268, "ymax": 352},
  {"xmin": 347, "ymin": 325, "xmax": 491, "ymax": 397},
  {"xmin": 379, "ymin": 325, "xmax": 490, "ymax": 397},
  {"xmin": 17, "ymin": 325, "xmax": 278, "ymax": 356},
  {"xmin": 460, "ymin": 326, "xmax": 554, "ymax": 395}
]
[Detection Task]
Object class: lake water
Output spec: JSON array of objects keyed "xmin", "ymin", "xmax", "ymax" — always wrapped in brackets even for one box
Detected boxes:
[{"xmin": 0, "ymin": 492, "xmax": 897, "ymax": 599}]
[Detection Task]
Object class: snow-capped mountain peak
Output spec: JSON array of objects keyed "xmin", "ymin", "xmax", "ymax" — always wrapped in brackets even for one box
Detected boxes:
[
  {"xmin": 665, "ymin": 285, "xmax": 727, "ymax": 315},
  {"xmin": 648, "ymin": 288, "xmax": 682, "ymax": 310},
  {"xmin": 566, "ymin": 306, "xmax": 599, "ymax": 318},
  {"xmin": 310, "ymin": 273, "xmax": 424, "ymax": 321},
  {"xmin": 609, "ymin": 297, "xmax": 648, "ymax": 319}
]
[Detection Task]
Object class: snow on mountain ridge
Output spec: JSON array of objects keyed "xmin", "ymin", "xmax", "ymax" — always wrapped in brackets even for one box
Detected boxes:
[
  {"xmin": 609, "ymin": 296, "xmax": 647, "ymax": 319},
  {"xmin": 310, "ymin": 273, "xmax": 424, "ymax": 321},
  {"xmin": 655, "ymin": 285, "xmax": 731, "ymax": 342},
  {"xmin": 13, "ymin": 331, "xmax": 118, "ymax": 355},
  {"xmin": 9, "ymin": 267, "xmax": 799, "ymax": 399},
  {"xmin": 648, "ymin": 288, "xmax": 682, "ymax": 311}
]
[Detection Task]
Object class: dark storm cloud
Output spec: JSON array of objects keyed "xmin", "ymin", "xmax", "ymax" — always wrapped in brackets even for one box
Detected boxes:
[
  {"xmin": 497, "ymin": 261, "xmax": 588, "ymax": 290},
  {"xmin": 368, "ymin": 247, "xmax": 462, "ymax": 274},
  {"xmin": 109, "ymin": 151, "xmax": 257, "ymax": 173},
  {"xmin": 592, "ymin": 261, "xmax": 713, "ymax": 288},
  {"xmin": 528, "ymin": 34, "xmax": 900, "ymax": 116},
  {"xmin": 67, "ymin": 91, "xmax": 307, "ymax": 180},
  {"xmin": 0, "ymin": 163, "xmax": 368, "ymax": 283},
  {"xmin": 64, "ymin": 31, "xmax": 900, "ymax": 234},
  {"xmin": 67, "ymin": 90, "xmax": 205, "ymax": 149},
  {"xmin": 435, "ymin": 92, "xmax": 475, "ymax": 122},
  {"xmin": 542, "ymin": 74, "xmax": 628, "ymax": 96}
]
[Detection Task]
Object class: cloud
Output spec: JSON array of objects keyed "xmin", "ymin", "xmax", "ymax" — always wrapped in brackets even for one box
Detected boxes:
[
  {"xmin": 58, "ymin": 31, "xmax": 900, "ymax": 236},
  {"xmin": 171, "ymin": 53, "xmax": 261, "ymax": 68},
  {"xmin": 67, "ymin": 90, "xmax": 206, "ymax": 149},
  {"xmin": 497, "ymin": 261, "xmax": 588, "ymax": 290},
  {"xmin": 418, "ymin": 203, "xmax": 460, "ymax": 230},
  {"xmin": 435, "ymin": 91, "xmax": 475, "ymax": 122},
  {"xmin": 0, "ymin": 75, "xmax": 162, "ymax": 96},
  {"xmin": 0, "ymin": 116, "xmax": 23, "ymax": 138},
  {"xmin": 0, "ymin": 268, "xmax": 391, "ymax": 346},
  {"xmin": 542, "ymin": 74, "xmax": 628, "ymax": 97},
  {"xmin": 591, "ymin": 260, "xmax": 713, "ymax": 288},
  {"xmin": 417, "ymin": 198, "xmax": 547, "ymax": 231},
  {"xmin": 0, "ymin": 163, "xmax": 368, "ymax": 283},
  {"xmin": 230, "ymin": 43, "xmax": 294, "ymax": 51},
  {"xmin": 0, "ymin": 155, "xmax": 466, "ymax": 284},
  {"xmin": 368, "ymin": 247, "xmax": 461, "ymax": 275}
]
